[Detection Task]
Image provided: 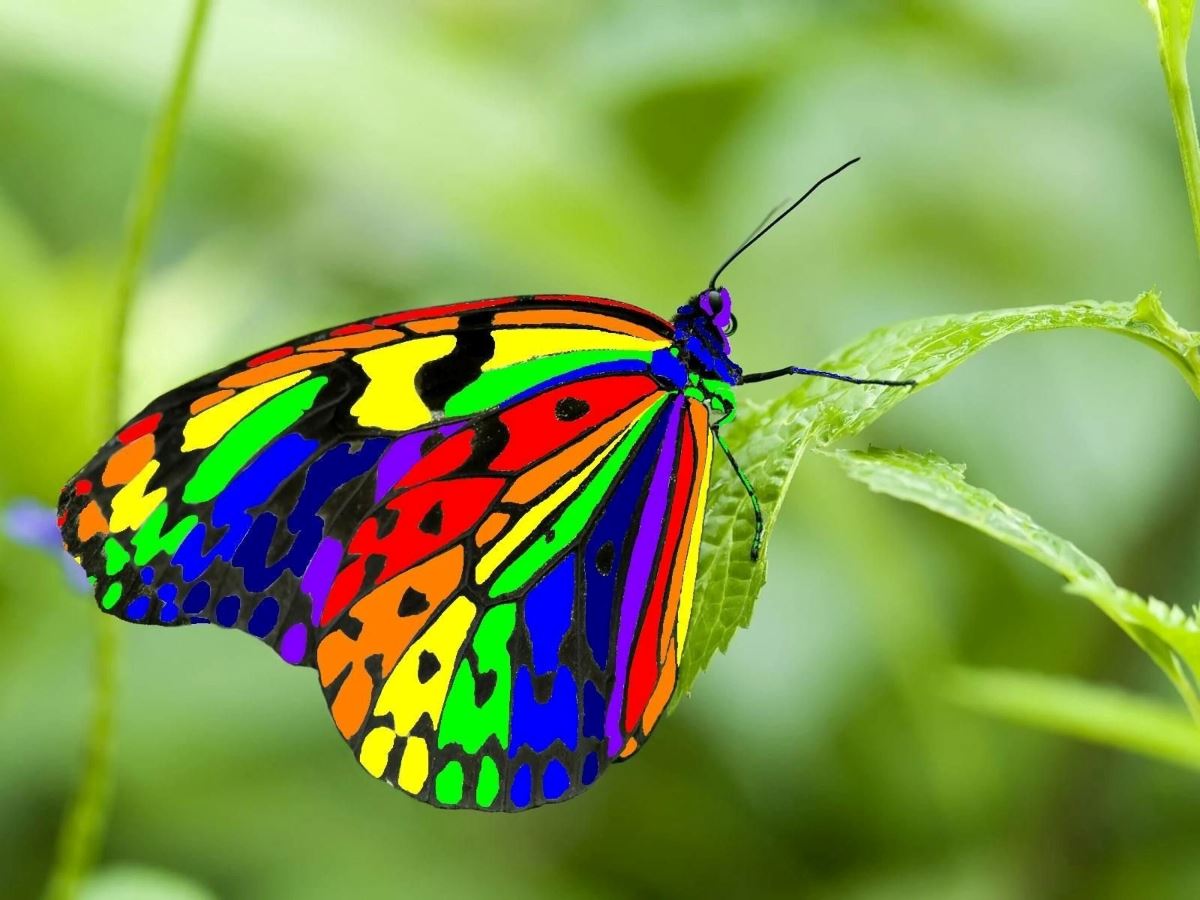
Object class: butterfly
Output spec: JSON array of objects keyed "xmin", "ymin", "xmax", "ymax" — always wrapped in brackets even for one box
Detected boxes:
[{"xmin": 57, "ymin": 160, "xmax": 912, "ymax": 811}]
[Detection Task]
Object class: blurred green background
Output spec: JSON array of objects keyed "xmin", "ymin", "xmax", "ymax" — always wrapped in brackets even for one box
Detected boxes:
[{"xmin": 2, "ymin": 1, "xmax": 1200, "ymax": 898}]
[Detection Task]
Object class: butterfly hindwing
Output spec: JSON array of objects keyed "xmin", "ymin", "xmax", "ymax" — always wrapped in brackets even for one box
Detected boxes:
[{"xmin": 318, "ymin": 389, "xmax": 713, "ymax": 809}]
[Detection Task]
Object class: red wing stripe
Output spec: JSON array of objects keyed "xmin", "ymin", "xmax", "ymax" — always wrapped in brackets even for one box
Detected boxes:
[
  {"xmin": 623, "ymin": 410, "xmax": 698, "ymax": 732},
  {"xmin": 372, "ymin": 296, "xmax": 524, "ymax": 326},
  {"xmin": 489, "ymin": 375, "xmax": 660, "ymax": 473}
]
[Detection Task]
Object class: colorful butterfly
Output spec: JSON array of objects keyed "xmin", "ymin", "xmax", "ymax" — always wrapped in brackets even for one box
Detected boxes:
[{"xmin": 57, "ymin": 161, "xmax": 911, "ymax": 811}]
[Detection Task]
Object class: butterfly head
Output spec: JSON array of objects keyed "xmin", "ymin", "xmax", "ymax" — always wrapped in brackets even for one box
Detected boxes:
[
  {"xmin": 697, "ymin": 286, "xmax": 736, "ymax": 338},
  {"xmin": 671, "ymin": 286, "xmax": 742, "ymax": 386},
  {"xmin": 676, "ymin": 286, "xmax": 736, "ymax": 345}
]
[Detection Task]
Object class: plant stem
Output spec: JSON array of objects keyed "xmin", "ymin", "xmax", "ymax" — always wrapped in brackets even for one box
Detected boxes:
[
  {"xmin": 1154, "ymin": 3, "xmax": 1200, "ymax": 272},
  {"xmin": 44, "ymin": 617, "xmax": 117, "ymax": 900},
  {"xmin": 946, "ymin": 666, "xmax": 1200, "ymax": 772},
  {"xmin": 45, "ymin": 3, "xmax": 212, "ymax": 898},
  {"xmin": 107, "ymin": 0, "xmax": 213, "ymax": 427}
]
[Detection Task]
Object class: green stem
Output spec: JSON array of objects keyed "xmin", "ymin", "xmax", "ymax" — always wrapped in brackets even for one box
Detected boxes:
[
  {"xmin": 45, "ymin": 4, "xmax": 212, "ymax": 898},
  {"xmin": 44, "ymin": 617, "xmax": 117, "ymax": 900},
  {"xmin": 946, "ymin": 667, "xmax": 1200, "ymax": 773},
  {"xmin": 107, "ymin": 0, "xmax": 213, "ymax": 426},
  {"xmin": 1154, "ymin": 3, "xmax": 1200, "ymax": 271}
]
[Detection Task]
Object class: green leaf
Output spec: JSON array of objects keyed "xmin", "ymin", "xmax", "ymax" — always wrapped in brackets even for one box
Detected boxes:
[
  {"xmin": 945, "ymin": 666, "xmax": 1200, "ymax": 772},
  {"xmin": 677, "ymin": 293, "xmax": 1199, "ymax": 704},
  {"xmin": 828, "ymin": 446, "xmax": 1200, "ymax": 718}
]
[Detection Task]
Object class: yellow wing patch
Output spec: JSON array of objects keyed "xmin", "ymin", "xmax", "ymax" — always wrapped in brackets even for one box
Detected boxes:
[
  {"xmin": 397, "ymin": 737, "xmax": 431, "ymax": 794},
  {"xmin": 181, "ymin": 371, "xmax": 310, "ymax": 452},
  {"xmin": 373, "ymin": 595, "xmax": 475, "ymax": 736},
  {"xmin": 108, "ymin": 461, "xmax": 167, "ymax": 533},
  {"xmin": 349, "ymin": 335, "xmax": 457, "ymax": 430},
  {"xmin": 358, "ymin": 728, "xmax": 396, "ymax": 779},
  {"xmin": 358, "ymin": 595, "xmax": 476, "ymax": 793},
  {"xmin": 485, "ymin": 327, "xmax": 667, "ymax": 371}
]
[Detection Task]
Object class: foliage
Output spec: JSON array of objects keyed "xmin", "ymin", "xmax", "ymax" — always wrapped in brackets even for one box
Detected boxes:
[
  {"xmin": 830, "ymin": 447, "xmax": 1200, "ymax": 723},
  {"xmin": 682, "ymin": 295, "xmax": 1200, "ymax": 699}
]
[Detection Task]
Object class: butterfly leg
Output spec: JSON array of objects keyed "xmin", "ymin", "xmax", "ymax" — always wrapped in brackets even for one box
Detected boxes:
[
  {"xmin": 712, "ymin": 426, "xmax": 764, "ymax": 562},
  {"xmin": 716, "ymin": 369, "xmax": 911, "ymax": 562},
  {"xmin": 740, "ymin": 367, "xmax": 915, "ymax": 388}
]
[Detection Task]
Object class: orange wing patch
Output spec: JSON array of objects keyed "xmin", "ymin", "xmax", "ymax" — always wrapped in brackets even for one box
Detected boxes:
[{"xmin": 317, "ymin": 547, "xmax": 465, "ymax": 739}]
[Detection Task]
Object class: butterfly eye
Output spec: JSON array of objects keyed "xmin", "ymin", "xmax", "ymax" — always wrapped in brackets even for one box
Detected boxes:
[
  {"xmin": 723, "ymin": 313, "xmax": 738, "ymax": 337},
  {"xmin": 707, "ymin": 290, "xmax": 725, "ymax": 315}
]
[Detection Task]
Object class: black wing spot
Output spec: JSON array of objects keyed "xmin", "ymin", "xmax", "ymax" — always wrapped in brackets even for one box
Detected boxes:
[
  {"xmin": 420, "ymin": 432, "xmax": 446, "ymax": 455},
  {"xmin": 363, "ymin": 554, "xmax": 387, "ymax": 585},
  {"xmin": 373, "ymin": 506, "xmax": 401, "ymax": 540},
  {"xmin": 419, "ymin": 501, "xmax": 444, "ymax": 535},
  {"xmin": 595, "ymin": 540, "xmax": 615, "ymax": 576},
  {"xmin": 532, "ymin": 671, "xmax": 555, "ymax": 704},
  {"xmin": 414, "ymin": 310, "xmax": 496, "ymax": 413},
  {"xmin": 398, "ymin": 587, "xmax": 430, "ymax": 617},
  {"xmin": 417, "ymin": 651, "xmax": 441, "ymax": 684},
  {"xmin": 554, "ymin": 397, "xmax": 589, "ymax": 422},
  {"xmin": 466, "ymin": 417, "xmax": 510, "ymax": 470},
  {"xmin": 474, "ymin": 670, "xmax": 497, "ymax": 706},
  {"xmin": 363, "ymin": 652, "xmax": 384, "ymax": 681}
]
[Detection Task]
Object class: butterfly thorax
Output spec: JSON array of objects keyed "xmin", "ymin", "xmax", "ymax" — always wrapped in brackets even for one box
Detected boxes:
[{"xmin": 666, "ymin": 289, "xmax": 741, "ymax": 424}]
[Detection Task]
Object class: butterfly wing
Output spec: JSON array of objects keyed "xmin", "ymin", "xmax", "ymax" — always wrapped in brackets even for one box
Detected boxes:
[
  {"xmin": 318, "ymin": 389, "xmax": 713, "ymax": 809},
  {"xmin": 58, "ymin": 293, "xmax": 707, "ymax": 810}
]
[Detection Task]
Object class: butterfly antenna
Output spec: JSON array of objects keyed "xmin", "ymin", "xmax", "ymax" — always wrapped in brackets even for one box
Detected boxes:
[
  {"xmin": 706, "ymin": 199, "xmax": 792, "ymax": 291},
  {"xmin": 742, "ymin": 197, "xmax": 794, "ymax": 246},
  {"xmin": 707, "ymin": 157, "xmax": 862, "ymax": 290}
]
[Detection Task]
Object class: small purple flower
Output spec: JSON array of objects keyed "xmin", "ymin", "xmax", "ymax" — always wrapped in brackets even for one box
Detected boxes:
[{"xmin": 3, "ymin": 499, "xmax": 91, "ymax": 592}]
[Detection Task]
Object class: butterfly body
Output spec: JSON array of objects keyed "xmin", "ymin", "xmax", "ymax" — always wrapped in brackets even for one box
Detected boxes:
[{"xmin": 59, "ymin": 292, "xmax": 750, "ymax": 811}]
